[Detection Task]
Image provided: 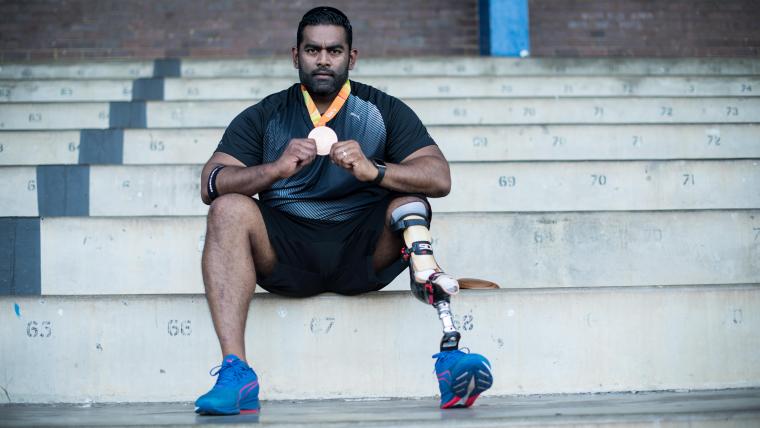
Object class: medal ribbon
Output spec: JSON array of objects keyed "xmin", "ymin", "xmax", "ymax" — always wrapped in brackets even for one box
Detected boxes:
[{"xmin": 301, "ymin": 79, "xmax": 351, "ymax": 127}]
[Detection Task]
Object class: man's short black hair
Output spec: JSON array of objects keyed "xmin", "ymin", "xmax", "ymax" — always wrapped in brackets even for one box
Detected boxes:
[{"xmin": 297, "ymin": 6, "xmax": 352, "ymax": 49}]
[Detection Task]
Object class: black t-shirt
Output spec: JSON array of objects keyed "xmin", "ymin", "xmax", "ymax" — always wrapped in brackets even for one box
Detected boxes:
[{"xmin": 215, "ymin": 80, "xmax": 436, "ymax": 222}]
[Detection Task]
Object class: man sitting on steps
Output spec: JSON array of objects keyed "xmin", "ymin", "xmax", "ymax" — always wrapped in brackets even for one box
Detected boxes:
[{"xmin": 195, "ymin": 6, "xmax": 492, "ymax": 415}]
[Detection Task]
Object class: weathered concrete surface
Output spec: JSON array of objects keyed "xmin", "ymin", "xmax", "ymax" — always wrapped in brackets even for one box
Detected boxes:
[
  {"xmin": 2, "ymin": 58, "xmax": 760, "ymax": 80},
  {"xmin": 87, "ymin": 164, "xmax": 204, "ymax": 217},
  {"xmin": 0, "ymin": 166, "xmax": 37, "ymax": 216},
  {"xmin": 2, "ymin": 97, "xmax": 756, "ymax": 130},
  {"xmin": 1, "ymin": 287, "xmax": 758, "ymax": 403},
  {"xmin": 32, "ymin": 210, "xmax": 760, "ymax": 295},
  {"xmin": 2, "ymin": 390, "xmax": 760, "ymax": 427},
  {"xmin": 2, "ymin": 160, "xmax": 758, "ymax": 216},
  {"xmin": 162, "ymin": 76, "xmax": 760, "ymax": 101},
  {"xmin": 0, "ymin": 131, "xmax": 81, "ymax": 165},
  {"xmin": 181, "ymin": 57, "xmax": 760, "ymax": 77},
  {"xmin": 430, "ymin": 124, "xmax": 760, "ymax": 161},
  {"xmin": 0, "ymin": 80, "xmax": 133, "ymax": 102},
  {"xmin": 0, "ymin": 61, "xmax": 154, "ymax": 80},
  {"xmin": 3, "ymin": 124, "xmax": 758, "ymax": 166},
  {"xmin": 433, "ymin": 160, "xmax": 760, "ymax": 213},
  {"xmin": 145, "ymin": 98, "xmax": 760, "ymax": 128},
  {"xmin": 0, "ymin": 102, "xmax": 110, "ymax": 130},
  {"xmin": 405, "ymin": 98, "xmax": 760, "ymax": 126}
]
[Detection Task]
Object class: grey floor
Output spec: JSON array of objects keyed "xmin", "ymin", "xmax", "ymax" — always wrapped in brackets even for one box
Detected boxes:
[{"xmin": 2, "ymin": 389, "xmax": 760, "ymax": 427}]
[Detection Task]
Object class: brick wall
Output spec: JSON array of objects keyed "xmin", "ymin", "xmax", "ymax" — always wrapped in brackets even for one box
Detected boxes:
[
  {"xmin": 529, "ymin": 0, "xmax": 760, "ymax": 57},
  {"xmin": 2, "ymin": 0, "xmax": 759, "ymax": 60},
  {"xmin": 0, "ymin": 0, "xmax": 479, "ymax": 61}
]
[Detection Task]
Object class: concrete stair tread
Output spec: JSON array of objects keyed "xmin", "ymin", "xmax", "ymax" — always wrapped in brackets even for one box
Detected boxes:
[
  {"xmin": 2, "ymin": 287, "xmax": 758, "ymax": 402},
  {"xmin": 2, "ymin": 97, "xmax": 759, "ymax": 130},
  {"xmin": 3, "ymin": 160, "xmax": 759, "ymax": 217},
  {"xmin": 2, "ymin": 124, "xmax": 759, "ymax": 166},
  {"xmin": 2, "ymin": 389, "xmax": 760, "ymax": 427},
  {"xmin": 2, "ymin": 76, "xmax": 759, "ymax": 102},
  {"xmin": 3, "ymin": 57, "xmax": 760, "ymax": 80},
  {"xmin": 3, "ymin": 210, "xmax": 758, "ymax": 295}
]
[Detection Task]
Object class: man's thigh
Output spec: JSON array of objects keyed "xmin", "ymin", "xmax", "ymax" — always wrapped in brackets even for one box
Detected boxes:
[{"xmin": 207, "ymin": 194, "xmax": 277, "ymax": 277}]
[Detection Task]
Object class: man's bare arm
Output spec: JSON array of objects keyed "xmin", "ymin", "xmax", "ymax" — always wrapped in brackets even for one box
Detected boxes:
[
  {"xmin": 378, "ymin": 145, "xmax": 451, "ymax": 197},
  {"xmin": 200, "ymin": 138, "xmax": 318, "ymax": 205},
  {"xmin": 330, "ymin": 143, "xmax": 452, "ymax": 198}
]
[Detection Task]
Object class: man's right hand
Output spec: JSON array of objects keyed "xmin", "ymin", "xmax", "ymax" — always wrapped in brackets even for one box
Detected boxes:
[{"xmin": 275, "ymin": 138, "xmax": 318, "ymax": 179}]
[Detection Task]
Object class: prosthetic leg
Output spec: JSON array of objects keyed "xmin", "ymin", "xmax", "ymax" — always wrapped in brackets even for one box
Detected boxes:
[{"xmin": 391, "ymin": 202, "xmax": 461, "ymax": 352}]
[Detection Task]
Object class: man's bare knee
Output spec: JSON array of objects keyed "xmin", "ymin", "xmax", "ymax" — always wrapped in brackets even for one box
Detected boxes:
[{"xmin": 207, "ymin": 194, "xmax": 262, "ymax": 229}]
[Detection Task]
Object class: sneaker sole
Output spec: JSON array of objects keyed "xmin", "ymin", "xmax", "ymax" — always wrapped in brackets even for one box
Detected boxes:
[
  {"xmin": 443, "ymin": 364, "xmax": 492, "ymax": 409},
  {"xmin": 195, "ymin": 399, "xmax": 260, "ymax": 416}
]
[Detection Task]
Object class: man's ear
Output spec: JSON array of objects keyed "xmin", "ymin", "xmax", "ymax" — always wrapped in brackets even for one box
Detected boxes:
[
  {"xmin": 348, "ymin": 48, "xmax": 358, "ymax": 70},
  {"xmin": 292, "ymin": 46, "xmax": 299, "ymax": 69}
]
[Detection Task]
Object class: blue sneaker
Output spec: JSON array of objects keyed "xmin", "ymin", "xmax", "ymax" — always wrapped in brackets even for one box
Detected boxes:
[
  {"xmin": 195, "ymin": 355, "xmax": 260, "ymax": 415},
  {"xmin": 433, "ymin": 349, "xmax": 493, "ymax": 408}
]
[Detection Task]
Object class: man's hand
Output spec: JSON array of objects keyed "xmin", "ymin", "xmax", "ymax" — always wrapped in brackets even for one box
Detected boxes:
[
  {"xmin": 330, "ymin": 140, "xmax": 378, "ymax": 182},
  {"xmin": 275, "ymin": 138, "xmax": 318, "ymax": 179}
]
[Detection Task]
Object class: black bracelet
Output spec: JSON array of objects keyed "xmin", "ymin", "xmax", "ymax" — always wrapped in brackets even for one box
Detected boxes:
[
  {"xmin": 207, "ymin": 166, "xmax": 225, "ymax": 201},
  {"xmin": 371, "ymin": 159, "xmax": 386, "ymax": 185}
]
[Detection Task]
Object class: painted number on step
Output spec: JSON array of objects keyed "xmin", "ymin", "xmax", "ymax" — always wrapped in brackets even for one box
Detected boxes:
[
  {"xmin": 632, "ymin": 136, "xmax": 643, "ymax": 147},
  {"xmin": 498, "ymin": 176, "xmax": 516, "ymax": 187},
  {"xmin": 68, "ymin": 142, "xmax": 79, "ymax": 152},
  {"xmin": 552, "ymin": 136, "xmax": 566, "ymax": 147},
  {"xmin": 682, "ymin": 174, "xmax": 695, "ymax": 186},
  {"xmin": 27, "ymin": 180, "xmax": 36, "ymax": 191},
  {"xmin": 472, "ymin": 136, "xmax": 488, "ymax": 147},
  {"xmin": 741, "ymin": 84, "xmax": 752, "ymax": 93},
  {"xmin": 167, "ymin": 320, "xmax": 192, "ymax": 336},
  {"xmin": 149, "ymin": 140, "xmax": 165, "ymax": 152},
  {"xmin": 660, "ymin": 107, "xmax": 673, "ymax": 117},
  {"xmin": 27, "ymin": 321, "xmax": 52, "ymax": 338},
  {"xmin": 707, "ymin": 135, "xmax": 721, "ymax": 146},
  {"xmin": 754, "ymin": 228, "xmax": 760, "ymax": 241},
  {"xmin": 591, "ymin": 174, "xmax": 607, "ymax": 186},
  {"xmin": 28, "ymin": 113, "xmax": 42, "ymax": 122},
  {"xmin": 453, "ymin": 314, "xmax": 474, "ymax": 331},
  {"xmin": 310, "ymin": 317, "xmax": 335, "ymax": 334},
  {"xmin": 726, "ymin": 106, "xmax": 739, "ymax": 117},
  {"xmin": 0, "ymin": 144, "xmax": 4, "ymax": 153}
]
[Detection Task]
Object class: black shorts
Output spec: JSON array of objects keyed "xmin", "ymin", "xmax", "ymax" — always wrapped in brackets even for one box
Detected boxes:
[{"xmin": 254, "ymin": 195, "xmax": 422, "ymax": 297}]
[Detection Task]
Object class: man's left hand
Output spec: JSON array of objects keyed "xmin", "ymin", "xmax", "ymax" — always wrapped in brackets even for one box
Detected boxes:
[{"xmin": 329, "ymin": 140, "xmax": 378, "ymax": 182}]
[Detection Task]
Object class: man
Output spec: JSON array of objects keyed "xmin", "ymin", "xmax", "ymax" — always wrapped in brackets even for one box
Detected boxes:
[{"xmin": 195, "ymin": 6, "xmax": 492, "ymax": 415}]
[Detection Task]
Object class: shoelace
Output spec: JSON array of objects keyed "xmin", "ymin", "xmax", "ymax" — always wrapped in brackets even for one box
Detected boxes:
[
  {"xmin": 209, "ymin": 362, "xmax": 249, "ymax": 387},
  {"xmin": 431, "ymin": 348, "xmax": 471, "ymax": 373}
]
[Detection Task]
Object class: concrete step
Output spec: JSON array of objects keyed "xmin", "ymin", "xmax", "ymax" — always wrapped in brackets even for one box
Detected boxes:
[
  {"xmin": 2, "ymin": 285, "xmax": 758, "ymax": 402},
  {"xmin": 2, "ymin": 160, "xmax": 757, "ymax": 217},
  {"xmin": 2, "ymin": 97, "xmax": 759, "ymax": 130},
  {"xmin": 2, "ymin": 390, "xmax": 760, "ymax": 427},
  {"xmin": 169, "ymin": 76, "xmax": 760, "ymax": 100},
  {"xmin": 0, "ymin": 60, "xmax": 155, "ymax": 80},
  {"xmin": 180, "ymin": 57, "xmax": 760, "ymax": 78},
  {"xmin": 4, "ymin": 58, "xmax": 760, "ymax": 81},
  {"xmin": 2, "ymin": 76, "xmax": 759, "ymax": 102},
  {"xmin": 0, "ymin": 79, "xmax": 134, "ymax": 102},
  {"xmin": 2, "ymin": 210, "xmax": 757, "ymax": 296},
  {"xmin": 2, "ymin": 124, "xmax": 759, "ymax": 166}
]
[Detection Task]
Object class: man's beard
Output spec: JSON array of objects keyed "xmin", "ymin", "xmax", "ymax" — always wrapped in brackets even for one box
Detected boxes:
[{"xmin": 299, "ymin": 64, "xmax": 350, "ymax": 97}]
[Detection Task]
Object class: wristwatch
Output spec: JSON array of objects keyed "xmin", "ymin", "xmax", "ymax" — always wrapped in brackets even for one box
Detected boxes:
[{"xmin": 371, "ymin": 159, "xmax": 386, "ymax": 185}]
